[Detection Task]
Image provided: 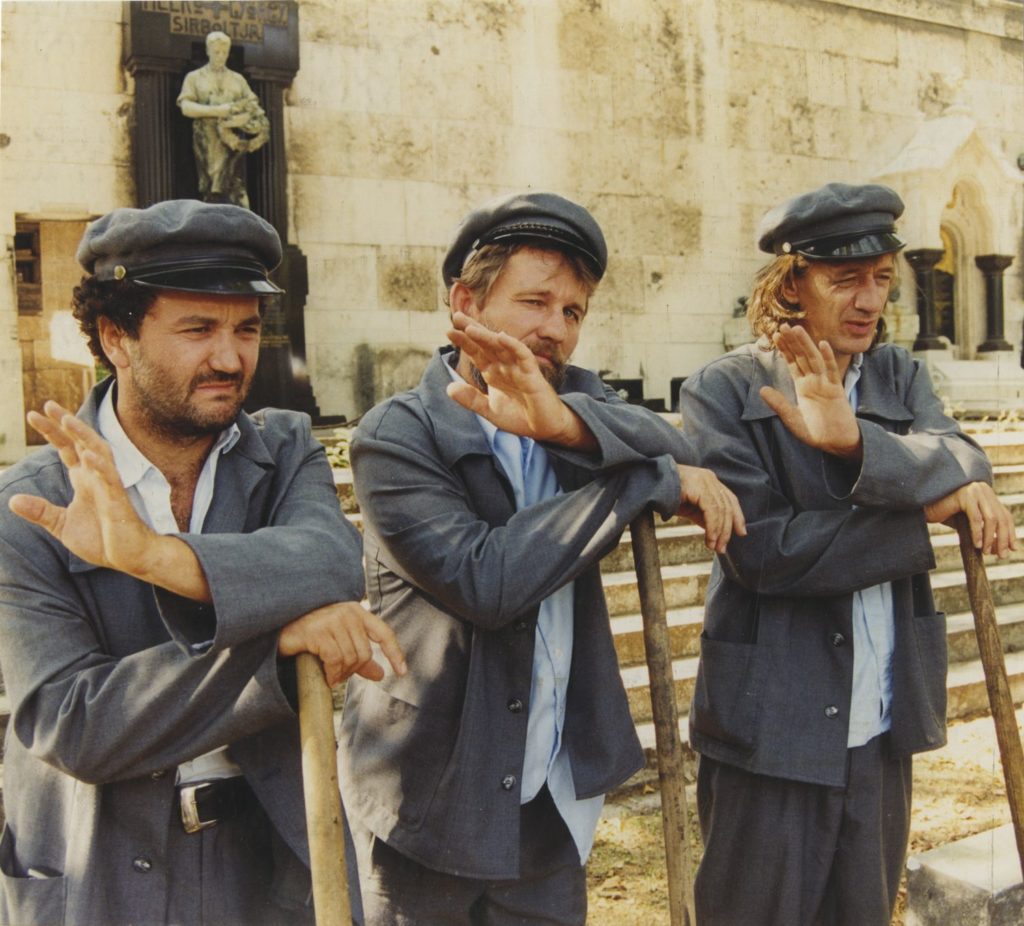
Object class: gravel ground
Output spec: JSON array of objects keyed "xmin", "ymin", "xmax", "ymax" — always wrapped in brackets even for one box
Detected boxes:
[{"xmin": 587, "ymin": 707, "xmax": 1021, "ymax": 925}]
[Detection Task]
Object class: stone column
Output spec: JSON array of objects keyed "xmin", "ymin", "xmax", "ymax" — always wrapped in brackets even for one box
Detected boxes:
[
  {"xmin": 247, "ymin": 70, "xmax": 290, "ymax": 238},
  {"xmin": 241, "ymin": 69, "xmax": 318, "ymax": 417},
  {"xmin": 906, "ymin": 248, "xmax": 947, "ymax": 351},
  {"xmin": 975, "ymin": 254, "xmax": 1014, "ymax": 353},
  {"xmin": 125, "ymin": 57, "xmax": 180, "ymax": 207}
]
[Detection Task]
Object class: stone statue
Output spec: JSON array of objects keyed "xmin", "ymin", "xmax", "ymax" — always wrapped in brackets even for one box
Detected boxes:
[{"xmin": 177, "ymin": 31, "xmax": 270, "ymax": 208}]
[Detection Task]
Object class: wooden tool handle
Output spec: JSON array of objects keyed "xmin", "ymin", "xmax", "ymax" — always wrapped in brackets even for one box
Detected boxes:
[
  {"xmin": 952, "ymin": 513, "xmax": 1024, "ymax": 872},
  {"xmin": 296, "ymin": 652, "xmax": 350, "ymax": 926},
  {"xmin": 631, "ymin": 510, "xmax": 696, "ymax": 926}
]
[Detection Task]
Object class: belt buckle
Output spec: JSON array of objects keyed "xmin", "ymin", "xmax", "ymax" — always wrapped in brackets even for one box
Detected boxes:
[{"xmin": 180, "ymin": 782, "xmax": 217, "ymax": 834}]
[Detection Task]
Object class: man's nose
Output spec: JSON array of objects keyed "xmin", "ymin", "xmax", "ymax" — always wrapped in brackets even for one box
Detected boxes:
[
  {"xmin": 855, "ymin": 281, "xmax": 887, "ymax": 312},
  {"xmin": 208, "ymin": 332, "xmax": 244, "ymax": 371},
  {"xmin": 536, "ymin": 306, "xmax": 568, "ymax": 342}
]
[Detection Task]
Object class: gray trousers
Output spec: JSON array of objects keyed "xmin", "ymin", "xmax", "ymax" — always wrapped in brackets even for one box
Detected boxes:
[
  {"xmin": 694, "ymin": 734, "xmax": 912, "ymax": 926},
  {"xmin": 164, "ymin": 795, "xmax": 314, "ymax": 926},
  {"xmin": 348, "ymin": 786, "xmax": 587, "ymax": 925}
]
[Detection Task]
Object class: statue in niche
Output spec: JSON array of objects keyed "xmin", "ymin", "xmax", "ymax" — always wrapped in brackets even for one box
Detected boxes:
[{"xmin": 177, "ymin": 31, "xmax": 270, "ymax": 208}]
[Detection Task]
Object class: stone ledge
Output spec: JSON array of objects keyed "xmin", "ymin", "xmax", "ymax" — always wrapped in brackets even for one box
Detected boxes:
[{"xmin": 906, "ymin": 823, "xmax": 1023, "ymax": 926}]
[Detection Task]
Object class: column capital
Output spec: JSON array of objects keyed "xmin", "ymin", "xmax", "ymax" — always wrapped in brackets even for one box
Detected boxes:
[
  {"xmin": 904, "ymin": 248, "xmax": 945, "ymax": 270},
  {"xmin": 975, "ymin": 254, "xmax": 1014, "ymax": 274}
]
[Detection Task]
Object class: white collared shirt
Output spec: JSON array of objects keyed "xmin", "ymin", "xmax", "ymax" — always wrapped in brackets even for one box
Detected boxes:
[{"xmin": 97, "ymin": 384, "xmax": 243, "ymax": 783}]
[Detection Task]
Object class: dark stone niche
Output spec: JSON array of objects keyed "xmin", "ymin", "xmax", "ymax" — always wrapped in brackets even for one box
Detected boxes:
[{"xmin": 124, "ymin": 1, "xmax": 322, "ymax": 418}]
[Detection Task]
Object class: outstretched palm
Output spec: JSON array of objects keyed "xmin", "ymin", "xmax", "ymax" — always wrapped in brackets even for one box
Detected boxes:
[
  {"xmin": 9, "ymin": 401, "xmax": 153, "ymax": 573},
  {"xmin": 759, "ymin": 324, "xmax": 862, "ymax": 460}
]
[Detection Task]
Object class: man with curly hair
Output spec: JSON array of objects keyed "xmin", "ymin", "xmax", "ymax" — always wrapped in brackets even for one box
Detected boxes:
[
  {"xmin": 0, "ymin": 199, "xmax": 404, "ymax": 925},
  {"xmin": 678, "ymin": 182, "xmax": 1016, "ymax": 925}
]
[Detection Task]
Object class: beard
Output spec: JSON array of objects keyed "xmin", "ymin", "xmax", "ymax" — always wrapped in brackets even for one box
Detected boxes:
[
  {"xmin": 468, "ymin": 344, "xmax": 568, "ymax": 393},
  {"xmin": 131, "ymin": 366, "xmax": 251, "ymax": 441}
]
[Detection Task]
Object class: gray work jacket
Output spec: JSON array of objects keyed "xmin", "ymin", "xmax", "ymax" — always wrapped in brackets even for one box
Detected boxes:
[
  {"xmin": 679, "ymin": 342, "xmax": 992, "ymax": 787},
  {"xmin": 340, "ymin": 347, "xmax": 695, "ymax": 879},
  {"xmin": 0, "ymin": 378, "xmax": 365, "ymax": 926}
]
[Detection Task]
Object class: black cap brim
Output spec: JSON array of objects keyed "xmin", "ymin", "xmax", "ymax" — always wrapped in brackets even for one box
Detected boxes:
[
  {"xmin": 797, "ymin": 231, "xmax": 905, "ymax": 261},
  {"xmin": 128, "ymin": 264, "xmax": 283, "ymax": 295}
]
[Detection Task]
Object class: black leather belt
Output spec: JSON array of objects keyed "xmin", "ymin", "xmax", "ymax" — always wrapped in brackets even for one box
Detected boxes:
[{"xmin": 178, "ymin": 777, "xmax": 255, "ymax": 834}]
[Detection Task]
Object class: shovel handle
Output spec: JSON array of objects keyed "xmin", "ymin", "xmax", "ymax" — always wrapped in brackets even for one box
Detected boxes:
[
  {"xmin": 296, "ymin": 652, "xmax": 350, "ymax": 926},
  {"xmin": 952, "ymin": 513, "xmax": 1024, "ymax": 872},
  {"xmin": 631, "ymin": 509, "xmax": 696, "ymax": 926}
]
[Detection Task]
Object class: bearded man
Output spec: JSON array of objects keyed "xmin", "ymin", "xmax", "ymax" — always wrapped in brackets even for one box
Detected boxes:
[
  {"xmin": 0, "ymin": 199, "xmax": 404, "ymax": 926},
  {"xmin": 339, "ymin": 191, "xmax": 745, "ymax": 924}
]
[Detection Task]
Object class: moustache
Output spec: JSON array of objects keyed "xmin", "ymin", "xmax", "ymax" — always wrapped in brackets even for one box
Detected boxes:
[{"xmin": 190, "ymin": 372, "xmax": 243, "ymax": 390}]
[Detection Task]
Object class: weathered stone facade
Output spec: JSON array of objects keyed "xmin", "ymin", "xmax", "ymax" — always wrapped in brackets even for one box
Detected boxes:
[{"xmin": 1, "ymin": 0, "xmax": 1022, "ymax": 458}]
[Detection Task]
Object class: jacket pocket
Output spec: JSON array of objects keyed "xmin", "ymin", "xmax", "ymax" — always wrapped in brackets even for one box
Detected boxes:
[
  {"xmin": 0, "ymin": 825, "xmax": 66, "ymax": 926},
  {"xmin": 689, "ymin": 633, "xmax": 764, "ymax": 752},
  {"xmin": 346, "ymin": 684, "xmax": 455, "ymax": 829},
  {"xmin": 910, "ymin": 610, "xmax": 948, "ymax": 732}
]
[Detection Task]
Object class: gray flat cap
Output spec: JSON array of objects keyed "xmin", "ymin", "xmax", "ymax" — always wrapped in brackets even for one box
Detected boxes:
[
  {"xmin": 442, "ymin": 191, "xmax": 607, "ymax": 287},
  {"xmin": 77, "ymin": 199, "xmax": 283, "ymax": 294},
  {"xmin": 757, "ymin": 182, "xmax": 905, "ymax": 260}
]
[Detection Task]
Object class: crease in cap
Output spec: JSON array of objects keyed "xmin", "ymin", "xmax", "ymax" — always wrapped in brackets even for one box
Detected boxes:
[
  {"xmin": 757, "ymin": 182, "xmax": 906, "ymax": 261},
  {"xmin": 442, "ymin": 191, "xmax": 607, "ymax": 287},
  {"xmin": 77, "ymin": 199, "xmax": 284, "ymax": 295}
]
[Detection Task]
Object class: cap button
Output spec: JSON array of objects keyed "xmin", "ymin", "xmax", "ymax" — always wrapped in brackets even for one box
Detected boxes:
[{"xmin": 114, "ymin": 265, "xmax": 127, "ymax": 280}]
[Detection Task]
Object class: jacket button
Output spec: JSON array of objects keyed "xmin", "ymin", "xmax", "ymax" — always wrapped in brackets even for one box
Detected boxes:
[
  {"xmin": 824, "ymin": 705, "xmax": 839, "ymax": 719},
  {"xmin": 829, "ymin": 632, "xmax": 845, "ymax": 647},
  {"xmin": 507, "ymin": 698, "xmax": 523, "ymax": 713},
  {"xmin": 513, "ymin": 620, "xmax": 528, "ymax": 632},
  {"xmin": 132, "ymin": 856, "xmax": 153, "ymax": 873},
  {"xmin": 150, "ymin": 769, "xmax": 166, "ymax": 780},
  {"xmin": 501, "ymin": 775, "xmax": 517, "ymax": 791}
]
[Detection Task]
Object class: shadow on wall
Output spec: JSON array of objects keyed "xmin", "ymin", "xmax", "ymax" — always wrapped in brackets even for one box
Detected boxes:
[{"xmin": 354, "ymin": 344, "xmax": 432, "ymax": 415}]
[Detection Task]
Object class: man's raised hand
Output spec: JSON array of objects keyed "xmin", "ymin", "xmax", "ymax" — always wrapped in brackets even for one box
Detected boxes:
[
  {"xmin": 758, "ymin": 324, "xmax": 862, "ymax": 460},
  {"xmin": 10, "ymin": 401, "xmax": 159, "ymax": 575},
  {"xmin": 9, "ymin": 400, "xmax": 212, "ymax": 601},
  {"xmin": 446, "ymin": 312, "xmax": 596, "ymax": 450}
]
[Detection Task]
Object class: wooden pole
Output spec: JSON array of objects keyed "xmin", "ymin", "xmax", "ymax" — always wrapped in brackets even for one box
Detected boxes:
[
  {"xmin": 630, "ymin": 509, "xmax": 697, "ymax": 926},
  {"xmin": 296, "ymin": 652, "xmax": 350, "ymax": 926},
  {"xmin": 952, "ymin": 513, "xmax": 1024, "ymax": 872}
]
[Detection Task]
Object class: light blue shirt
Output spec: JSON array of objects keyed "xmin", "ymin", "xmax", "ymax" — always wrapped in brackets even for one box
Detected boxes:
[
  {"xmin": 844, "ymin": 356, "xmax": 895, "ymax": 747},
  {"xmin": 447, "ymin": 362, "xmax": 604, "ymax": 862},
  {"xmin": 97, "ymin": 384, "xmax": 242, "ymax": 783}
]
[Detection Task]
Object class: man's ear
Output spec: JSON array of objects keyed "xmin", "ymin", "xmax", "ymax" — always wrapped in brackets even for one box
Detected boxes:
[
  {"xmin": 97, "ymin": 316, "xmax": 131, "ymax": 370},
  {"xmin": 780, "ymin": 271, "xmax": 800, "ymax": 306},
  {"xmin": 449, "ymin": 282, "xmax": 480, "ymax": 319}
]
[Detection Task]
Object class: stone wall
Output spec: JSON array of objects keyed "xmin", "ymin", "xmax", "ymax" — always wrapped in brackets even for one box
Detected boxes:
[
  {"xmin": 0, "ymin": 0, "xmax": 131, "ymax": 460},
  {"xmin": 288, "ymin": 0, "xmax": 1024, "ymax": 417},
  {"xmin": 0, "ymin": 0, "xmax": 1021, "ymax": 445}
]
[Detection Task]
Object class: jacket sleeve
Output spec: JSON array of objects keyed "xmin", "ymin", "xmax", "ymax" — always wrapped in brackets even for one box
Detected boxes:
[
  {"xmin": 550, "ymin": 382, "xmax": 700, "ymax": 470},
  {"xmin": 0, "ymin": 523, "xmax": 296, "ymax": 784},
  {"xmin": 679, "ymin": 357, "xmax": 950, "ymax": 599},
  {"xmin": 841, "ymin": 359, "xmax": 992, "ymax": 507},
  {"xmin": 352, "ymin": 398, "xmax": 682, "ymax": 629},
  {"xmin": 156, "ymin": 416, "xmax": 365, "ymax": 652}
]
